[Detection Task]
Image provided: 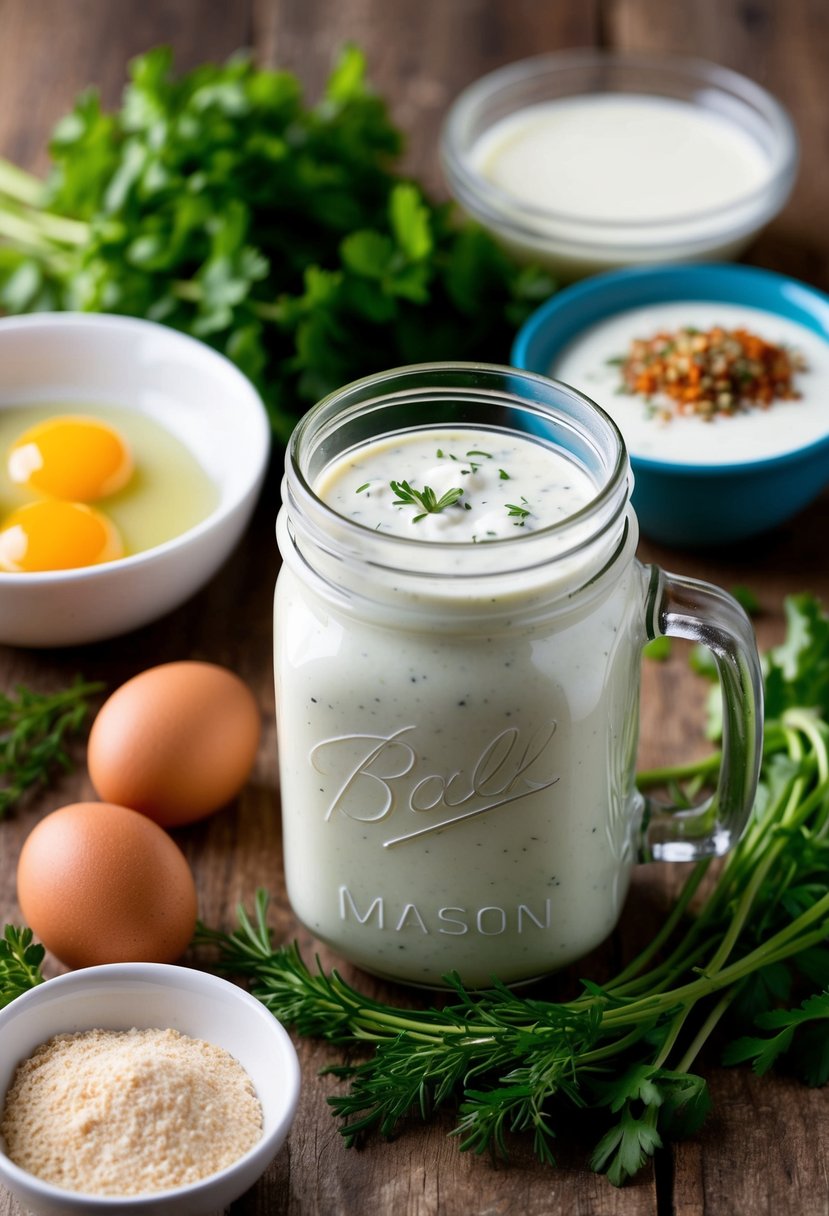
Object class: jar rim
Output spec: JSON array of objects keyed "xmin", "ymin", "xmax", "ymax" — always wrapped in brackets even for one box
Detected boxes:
[{"xmin": 285, "ymin": 362, "xmax": 631, "ymax": 569}]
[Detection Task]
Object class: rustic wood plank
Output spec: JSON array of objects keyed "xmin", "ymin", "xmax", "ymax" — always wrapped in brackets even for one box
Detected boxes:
[
  {"xmin": 672, "ymin": 1069, "xmax": 829, "ymax": 1216},
  {"xmin": 0, "ymin": 0, "xmax": 254, "ymax": 172},
  {"xmin": 242, "ymin": 1081, "xmax": 661, "ymax": 1216},
  {"xmin": 252, "ymin": 0, "xmax": 600, "ymax": 193}
]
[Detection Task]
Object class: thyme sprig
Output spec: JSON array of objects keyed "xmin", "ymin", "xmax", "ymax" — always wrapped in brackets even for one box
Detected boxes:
[
  {"xmin": 0, "ymin": 677, "xmax": 104, "ymax": 818},
  {"xmin": 197, "ymin": 594, "xmax": 829, "ymax": 1185},
  {"xmin": 389, "ymin": 479, "xmax": 464, "ymax": 522}
]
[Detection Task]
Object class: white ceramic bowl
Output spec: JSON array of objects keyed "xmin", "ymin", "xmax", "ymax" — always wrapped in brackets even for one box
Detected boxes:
[
  {"xmin": 441, "ymin": 50, "xmax": 798, "ymax": 280},
  {"xmin": 0, "ymin": 963, "xmax": 300, "ymax": 1215},
  {"xmin": 0, "ymin": 313, "xmax": 270, "ymax": 647}
]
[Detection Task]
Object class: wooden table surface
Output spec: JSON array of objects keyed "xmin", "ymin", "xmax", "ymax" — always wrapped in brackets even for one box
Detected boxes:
[{"xmin": 1, "ymin": 1, "xmax": 828, "ymax": 1213}]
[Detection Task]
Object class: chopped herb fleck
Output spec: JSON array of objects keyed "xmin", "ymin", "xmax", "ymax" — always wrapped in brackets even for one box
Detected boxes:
[{"xmin": 506, "ymin": 498, "xmax": 531, "ymax": 525}]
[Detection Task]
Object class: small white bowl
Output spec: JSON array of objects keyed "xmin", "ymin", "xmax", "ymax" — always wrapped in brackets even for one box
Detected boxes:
[
  {"xmin": 0, "ymin": 963, "xmax": 300, "ymax": 1215},
  {"xmin": 442, "ymin": 50, "xmax": 798, "ymax": 280},
  {"xmin": 0, "ymin": 313, "xmax": 270, "ymax": 647}
]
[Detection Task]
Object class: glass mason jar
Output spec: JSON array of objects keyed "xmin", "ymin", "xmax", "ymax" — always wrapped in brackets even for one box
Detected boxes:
[{"xmin": 274, "ymin": 364, "xmax": 763, "ymax": 989}]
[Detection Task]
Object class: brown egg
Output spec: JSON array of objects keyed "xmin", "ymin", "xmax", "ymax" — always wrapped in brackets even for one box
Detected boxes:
[
  {"xmin": 87, "ymin": 660, "xmax": 261, "ymax": 828},
  {"xmin": 17, "ymin": 802, "xmax": 197, "ymax": 968}
]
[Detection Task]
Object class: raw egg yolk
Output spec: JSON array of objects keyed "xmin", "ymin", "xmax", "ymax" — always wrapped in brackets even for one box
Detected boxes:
[
  {"xmin": 0, "ymin": 500, "xmax": 124, "ymax": 572},
  {"xmin": 7, "ymin": 415, "xmax": 133, "ymax": 501}
]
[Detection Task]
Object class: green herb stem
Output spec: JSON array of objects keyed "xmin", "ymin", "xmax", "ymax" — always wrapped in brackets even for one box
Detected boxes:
[
  {"xmin": 673, "ymin": 988, "xmax": 739, "ymax": 1074},
  {"xmin": 0, "ymin": 208, "xmax": 72, "ymax": 263},
  {"xmin": 636, "ymin": 723, "xmax": 790, "ymax": 791},
  {"xmin": 0, "ymin": 157, "xmax": 46, "ymax": 207},
  {"xmin": 636, "ymin": 753, "xmax": 723, "ymax": 788},
  {"xmin": 604, "ymin": 859, "xmax": 712, "ymax": 993}
]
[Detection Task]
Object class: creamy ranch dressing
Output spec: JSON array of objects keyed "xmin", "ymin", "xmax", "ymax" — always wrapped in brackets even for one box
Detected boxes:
[
  {"xmin": 275, "ymin": 424, "xmax": 647, "ymax": 988},
  {"xmin": 473, "ymin": 95, "xmax": 769, "ymax": 226},
  {"xmin": 551, "ymin": 302, "xmax": 829, "ymax": 465},
  {"xmin": 315, "ymin": 427, "xmax": 596, "ymax": 541}
]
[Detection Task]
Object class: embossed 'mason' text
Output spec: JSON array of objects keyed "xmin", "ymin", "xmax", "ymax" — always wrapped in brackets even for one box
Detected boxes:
[
  {"xmin": 339, "ymin": 886, "xmax": 553, "ymax": 935},
  {"xmin": 310, "ymin": 722, "xmax": 560, "ymax": 845}
]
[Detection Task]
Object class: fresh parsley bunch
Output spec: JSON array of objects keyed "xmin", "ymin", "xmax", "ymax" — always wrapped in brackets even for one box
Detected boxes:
[
  {"xmin": 199, "ymin": 594, "xmax": 829, "ymax": 1185},
  {"xmin": 0, "ymin": 47, "xmax": 553, "ymax": 440}
]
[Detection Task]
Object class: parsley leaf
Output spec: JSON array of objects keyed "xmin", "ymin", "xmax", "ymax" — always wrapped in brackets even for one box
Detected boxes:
[
  {"xmin": 764, "ymin": 594, "xmax": 829, "ymax": 719},
  {"xmin": 0, "ymin": 926, "xmax": 45, "ymax": 1009},
  {"xmin": 590, "ymin": 1104, "xmax": 662, "ymax": 1187},
  {"xmin": 723, "ymin": 990, "xmax": 829, "ymax": 1084}
]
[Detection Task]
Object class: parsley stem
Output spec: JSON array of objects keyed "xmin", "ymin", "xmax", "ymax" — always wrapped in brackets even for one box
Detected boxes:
[
  {"xmin": 673, "ymin": 988, "xmax": 739, "ymax": 1074},
  {"xmin": 0, "ymin": 158, "xmax": 43, "ymax": 207},
  {"xmin": 0, "ymin": 209, "xmax": 75, "ymax": 263},
  {"xmin": 636, "ymin": 753, "xmax": 722, "ymax": 787},
  {"xmin": 578, "ymin": 1027, "xmax": 653, "ymax": 1066},
  {"xmin": 604, "ymin": 859, "xmax": 712, "ymax": 993},
  {"xmin": 601, "ymin": 893, "xmax": 829, "ymax": 1024},
  {"xmin": 0, "ymin": 195, "xmax": 87, "ymax": 248},
  {"xmin": 651, "ymin": 1006, "xmax": 695, "ymax": 1070},
  {"xmin": 784, "ymin": 707, "xmax": 829, "ymax": 784},
  {"xmin": 636, "ymin": 723, "xmax": 790, "ymax": 790},
  {"xmin": 604, "ymin": 932, "xmax": 721, "ymax": 1003}
]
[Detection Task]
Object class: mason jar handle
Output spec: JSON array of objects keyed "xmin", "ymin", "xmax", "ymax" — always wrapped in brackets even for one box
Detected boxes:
[{"xmin": 639, "ymin": 565, "xmax": 764, "ymax": 863}]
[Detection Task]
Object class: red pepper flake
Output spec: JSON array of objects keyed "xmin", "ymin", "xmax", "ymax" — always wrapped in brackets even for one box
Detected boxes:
[{"xmin": 614, "ymin": 326, "xmax": 807, "ymax": 420}]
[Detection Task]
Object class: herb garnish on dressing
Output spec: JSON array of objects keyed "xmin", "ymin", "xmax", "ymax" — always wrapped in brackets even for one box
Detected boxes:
[
  {"xmin": 324, "ymin": 429, "xmax": 585, "ymax": 542},
  {"xmin": 613, "ymin": 325, "xmax": 807, "ymax": 420},
  {"xmin": 388, "ymin": 479, "xmax": 467, "ymax": 520}
]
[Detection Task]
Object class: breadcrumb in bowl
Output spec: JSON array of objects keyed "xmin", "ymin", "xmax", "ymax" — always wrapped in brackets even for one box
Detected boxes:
[{"xmin": 0, "ymin": 963, "xmax": 300, "ymax": 1215}]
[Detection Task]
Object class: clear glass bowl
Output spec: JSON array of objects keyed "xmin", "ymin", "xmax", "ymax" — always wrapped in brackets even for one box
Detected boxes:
[{"xmin": 441, "ymin": 50, "xmax": 798, "ymax": 280}]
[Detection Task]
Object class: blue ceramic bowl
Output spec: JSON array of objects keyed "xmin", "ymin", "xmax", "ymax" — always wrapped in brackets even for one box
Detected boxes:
[{"xmin": 512, "ymin": 264, "xmax": 829, "ymax": 547}]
